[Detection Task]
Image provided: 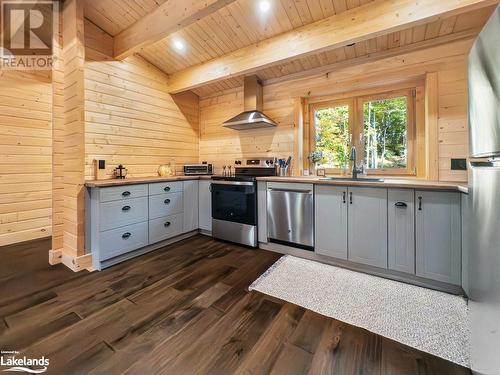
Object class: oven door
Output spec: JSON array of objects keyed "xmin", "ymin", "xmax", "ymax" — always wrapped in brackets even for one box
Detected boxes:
[{"xmin": 211, "ymin": 181, "xmax": 257, "ymax": 225}]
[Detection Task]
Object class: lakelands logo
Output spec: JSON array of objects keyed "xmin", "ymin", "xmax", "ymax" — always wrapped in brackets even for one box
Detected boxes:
[
  {"xmin": 0, "ymin": 0, "xmax": 58, "ymax": 70},
  {"xmin": 1, "ymin": 351, "xmax": 49, "ymax": 373}
]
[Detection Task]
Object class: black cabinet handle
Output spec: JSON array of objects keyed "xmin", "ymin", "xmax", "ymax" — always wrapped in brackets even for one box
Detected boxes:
[
  {"xmin": 342, "ymin": 191, "xmax": 346, "ymax": 204},
  {"xmin": 122, "ymin": 205, "xmax": 131, "ymax": 211},
  {"xmin": 395, "ymin": 202, "xmax": 408, "ymax": 208},
  {"xmin": 418, "ymin": 196, "xmax": 422, "ymax": 211},
  {"xmin": 349, "ymin": 192, "xmax": 353, "ymax": 204},
  {"xmin": 122, "ymin": 191, "xmax": 131, "ymax": 197},
  {"xmin": 122, "ymin": 232, "xmax": 131, "ymax": 239},
  {"xmin": 164, "ymin": 222, "xmax": 171, "ymax": 227},
  {"xmin": 164, "ymin": 198, "xmax": 171, "ymax": 205},
  {"xmin": 164, "ymin": 186, "xmax": 171, "ymax": 192}
]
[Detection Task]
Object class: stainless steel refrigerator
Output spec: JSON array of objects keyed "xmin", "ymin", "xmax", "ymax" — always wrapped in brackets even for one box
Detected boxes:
[{"xmin": 467, "ymin": 6, "xmax": 500, "ymax": 375}]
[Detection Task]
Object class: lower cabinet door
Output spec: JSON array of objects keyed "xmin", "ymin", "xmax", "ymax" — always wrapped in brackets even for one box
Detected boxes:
[
  {"xmin": 416, "ymin": 190, "xmax": 461, "ymax": 285},
  {"xmin": 315, "ymin": 185, "xmax": 348, "ymax": 259},
  {"xmin": 149, "ymin": 213, "xmax": 184, "ymax": 244},
  {"xmin": 183, "ymin": 180, "xmax": 199, "ymax": 232},
  {"xmin": 348, "ymin": 187, "xmax": 388, "ymax": 268},
  {"xmin": 98, "ymin": 221, "xmax": 148, "ymax": 261},
  {"xmin": 198, "ymin": 180, "xmax": 212, "ymax": 231},
  {"xmin": 388, "ymin": 189, "xmax": 415, "ymax": 274}
]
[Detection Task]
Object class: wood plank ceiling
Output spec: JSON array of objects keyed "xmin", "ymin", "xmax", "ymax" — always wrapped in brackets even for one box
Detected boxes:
[{"xmin": 84, "ymin": 0, "xmax": 495, "ymax": 97}]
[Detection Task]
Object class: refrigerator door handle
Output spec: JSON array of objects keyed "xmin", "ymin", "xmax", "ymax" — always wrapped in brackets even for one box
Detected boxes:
[{"xmin": 469, "ymin": 157, "xmax": 500, "ymax": 167}]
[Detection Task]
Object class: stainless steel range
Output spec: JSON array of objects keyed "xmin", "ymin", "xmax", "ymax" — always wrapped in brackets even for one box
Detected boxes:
[{"xmin": 211, "ymin": 158, "xmax": 276, "ymax": 247}]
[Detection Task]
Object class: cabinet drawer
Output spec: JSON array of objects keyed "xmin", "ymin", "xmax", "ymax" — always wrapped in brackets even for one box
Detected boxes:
[
  {"xmin": 100, "ymin": 197, "xmax": 148, "ymax": 231},
  {"xmin": 99, "ymin": 184, "xmax": 148, "ymax": 203},
  {"xmin": 149, "ymin": 213, "xmax": 184, "ymax": 244},
  {"xmin": 149, "ymin": 181, "xmax": 183, "ymax": 196},
  {"xmin": 149, "ymin": 192, "xmax": 183, "ymax": 220},
  {"xmin": 98, "ymin": 221, "xmax": 148, "ymax": 261}
]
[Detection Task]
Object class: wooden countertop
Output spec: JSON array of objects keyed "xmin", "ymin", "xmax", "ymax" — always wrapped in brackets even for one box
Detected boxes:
[
  {"xmin": 85, "ymin": 175, "xmax": 468, "ymax": 193},
  {"xmin": 85, "ymin": 175, "xmax": 211, "ymax": 188},
  {"xmin": 257, "ymin": 176, "xmax": 469, "ymax": 193}
]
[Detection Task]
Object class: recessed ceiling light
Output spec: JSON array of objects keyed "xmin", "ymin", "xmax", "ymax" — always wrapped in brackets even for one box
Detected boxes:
[
  {"xmin": 173, "ymin": 40, "xmax": 185, "ymax": 51},
  {"xmin": 259, "ymin": 0, "xmax": 271, "ymax": 13}
]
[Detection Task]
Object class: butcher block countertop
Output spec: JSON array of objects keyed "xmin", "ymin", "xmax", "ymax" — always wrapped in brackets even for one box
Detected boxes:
[
  {"xmin": 257, "ymin": 176, "xmax": 469, "ymax": 193},
  {"xmin": 85, "ymin": 175, "xmax": 212, "ymax": 188},
  {"xmin": 85, "ymin": 175, "xmax": 468, "ymax": 193}
]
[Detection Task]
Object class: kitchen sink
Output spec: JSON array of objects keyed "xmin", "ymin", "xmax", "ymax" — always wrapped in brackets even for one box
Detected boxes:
[{"xmin": 320, "ymin": 177, "xmax": 385, "ymax": 182}]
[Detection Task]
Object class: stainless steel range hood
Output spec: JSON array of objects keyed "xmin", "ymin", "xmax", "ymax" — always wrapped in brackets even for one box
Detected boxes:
[{"xmin": 223, "ymin": 75, "xmax": 277, "ymax": 130}]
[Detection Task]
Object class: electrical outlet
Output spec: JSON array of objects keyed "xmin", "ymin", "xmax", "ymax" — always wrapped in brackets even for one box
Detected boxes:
[{"xmin": 451, "ymin": 158, "xmax": 467, "ymax": 170}]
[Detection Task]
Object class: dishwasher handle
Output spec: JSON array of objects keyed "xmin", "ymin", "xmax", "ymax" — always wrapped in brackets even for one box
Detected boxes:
[{"xmin": 268, "ymin": 188, "xmax": 312, "ymax": 194}]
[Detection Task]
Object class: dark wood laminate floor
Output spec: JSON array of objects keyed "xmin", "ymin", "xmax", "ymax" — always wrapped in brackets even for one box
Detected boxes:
[{"xmin": 0, "ymin": 235, "xmax": 470, "ymax": 375}]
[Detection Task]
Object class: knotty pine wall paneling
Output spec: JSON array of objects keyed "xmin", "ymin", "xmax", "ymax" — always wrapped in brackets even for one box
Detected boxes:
[
  {"xmin": 84, "ymin": 20, "xmax": 199, "ymax": 179},
  {"xmin": 61, "ymin": 0, "xmax": 86, "ymax": 259},
  {"xmin": 0, "ymin": 71, "xmax": 53, "ymax": 246}
]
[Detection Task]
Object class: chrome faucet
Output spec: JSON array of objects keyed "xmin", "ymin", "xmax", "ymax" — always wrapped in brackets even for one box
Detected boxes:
[{"xmin": 350, "ymin": 146, "xmax": 363, "ymax": 179}]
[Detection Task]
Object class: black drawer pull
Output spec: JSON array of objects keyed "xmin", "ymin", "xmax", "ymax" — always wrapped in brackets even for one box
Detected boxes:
[
  {"xmin": 349, "ymin": 192, "xmax": 353, "ymax": 204},
  {"xmin": 122, "ymin": 205, "xmax": 131, "ymax": 211},
  {"xmin": 164, "ymin": 186, "xmax": 171, "ymax": 192},
  {"xmin": 164, "ymin": 221, "xmax": 171, "ymax": 227},
  {"xmin": 164, "ymin": 199, "xmax": 171, "ymax": 204},
  {"xmin": 342, "ymin": 191, "xmax": 346, "ymax": 204},
  {"xmin": 395, "ymin": 202, "xmax": 408, "ymax": 208},
  {"xmin": 418, "ymin": 196, "xmax": 422, "ymax": 211},
  {"xmin": 122, "ymin": 191, "xmax": 131, "ymax": 197},
  {"xmin": 122, "ymin": 232, "xmax": 131, "ymax": 239}
]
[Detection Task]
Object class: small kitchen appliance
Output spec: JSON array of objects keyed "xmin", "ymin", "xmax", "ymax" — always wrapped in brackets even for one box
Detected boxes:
[
  {"xmin": 183, "ymin": 163, "xmax": 213, "ymax": 175},
  {"xmin": 113, "ymin": 164, "xmax": 127, "ymax": 179}
]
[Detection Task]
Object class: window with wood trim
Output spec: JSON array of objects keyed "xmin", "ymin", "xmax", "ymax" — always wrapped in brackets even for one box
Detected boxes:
[{"xmin": 310, "ymin": 88, "xmax": 417, "ymax": 175}]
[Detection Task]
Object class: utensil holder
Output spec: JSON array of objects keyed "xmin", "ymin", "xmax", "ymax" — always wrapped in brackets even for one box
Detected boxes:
[{"xmin": 278, "ymin": 166, "xmax": 289, "ymax": 177}]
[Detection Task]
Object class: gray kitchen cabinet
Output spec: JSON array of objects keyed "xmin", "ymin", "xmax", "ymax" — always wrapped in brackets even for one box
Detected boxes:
[
  {"xmin": 257, "ymin": 181, "xmax": 267, "ymax": 243},
  {"xmin": 388, "ymin": 189, "xmax": 415, "ymax": 274},
  {"xmin": 315, "ymin": 185, "xmax": 348, "ymax": 259},
  {"xmin": 89, "ymin": 178, "xmax": 202, "ymax": 270},
  {"xmin": 198, "ymin": 180, "xmax": 212, "ymax": 232},
  {"xmin": 416, "ymin": 190, "xmax": 461, "ymax": 285},
  {"xmin": 183, "ymin": 180, "xmax": 199, "ymax": 232},
  {"xmin": 348, "ymin": 187, "xmax": 388, "ymax": 268}
]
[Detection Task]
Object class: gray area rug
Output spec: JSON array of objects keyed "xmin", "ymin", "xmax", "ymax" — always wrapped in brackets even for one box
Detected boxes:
[{"xmin": 249, "ymin": 255, "xmax": 470, "ymax": 367}]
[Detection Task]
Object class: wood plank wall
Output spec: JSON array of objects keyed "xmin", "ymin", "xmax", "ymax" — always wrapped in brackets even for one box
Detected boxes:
[
  {"xmin": 62, "ymin": 0, "xmax": 86, "ymax": 258},
  {"xmin": 84, "ymin": 21, "xmax": 199, "ymax": 180},
  {"xmin": 52, "ymin": 11, "xmax": 64, "ymax": 255},
  {"xmin": 199, "ymin": 88, "xmax": 294, "ymax": 173},
  {"xmin": 438, "ymin": 64, "xmax": 469, "ymax": 182},
  {"xmin": 0, "ymin": 71, "xmax": 53, "ymax": 246},
  {"xmin": 199, "ymin": 38, "xmax": 473, "ymax": 182}
]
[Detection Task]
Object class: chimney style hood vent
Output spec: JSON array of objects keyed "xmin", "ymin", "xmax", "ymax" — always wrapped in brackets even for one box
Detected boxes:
[{"xmin": 223, "ymin": 75, "xmax": 277, "ymax": 130}]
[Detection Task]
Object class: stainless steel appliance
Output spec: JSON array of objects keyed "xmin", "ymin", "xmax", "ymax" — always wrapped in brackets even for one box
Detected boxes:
[
  {"xmin": 211, "ymin": 158, "xmax": 276, "ymax": 247},
  {"xmin": 267, "ymin": 183, "xmax": 314, "ymax": 250},
  {"xmin": 467, "ymin": 7, "xmax": 500, "ymax": 373},
  {"xmin": 183, "ymin": 163, "xmax": 213, "ymax": 175},
  {"xmin": 222, "ymin": 76, "xmax": 278, "ymax": 130}
]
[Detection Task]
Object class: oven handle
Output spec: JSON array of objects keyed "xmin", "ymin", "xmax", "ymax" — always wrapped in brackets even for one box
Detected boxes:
[{"xmin": 211, "ymin": 181, "xmax": 255, "ymax": 186}]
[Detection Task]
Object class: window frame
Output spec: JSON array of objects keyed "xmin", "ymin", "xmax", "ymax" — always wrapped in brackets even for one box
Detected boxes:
[
  {"xmin": 308, "ymin": 88, "xmax": 417, "ymax": 176},
  {"xmin": 309, "ymin": 99, "xmax": 355, "ymax": 175}
]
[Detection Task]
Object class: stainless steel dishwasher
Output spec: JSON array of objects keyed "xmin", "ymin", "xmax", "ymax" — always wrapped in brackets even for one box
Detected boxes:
[{"xmin": 267, "ymin": 183, "xmax": 314, "ymax": 250}]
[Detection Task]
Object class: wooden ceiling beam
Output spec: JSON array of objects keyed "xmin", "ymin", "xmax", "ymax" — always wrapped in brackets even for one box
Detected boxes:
[
  {"xmin": 264, "ymin": 27, "xmax": 482, "ymax": 86},
  {"xmin": 114, "ymin": 0, "xmax": 237, "ymax": 60},
  {"xmin": 167, "ymin": 0, "xmax": 498, "ymax": 93}
]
